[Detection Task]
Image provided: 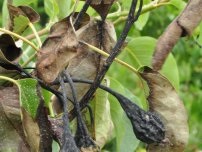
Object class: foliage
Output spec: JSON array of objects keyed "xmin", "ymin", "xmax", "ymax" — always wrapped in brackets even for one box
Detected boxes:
[{"xmin": 0, "ymin": 0, "xmax": 201, "ymax": 151}]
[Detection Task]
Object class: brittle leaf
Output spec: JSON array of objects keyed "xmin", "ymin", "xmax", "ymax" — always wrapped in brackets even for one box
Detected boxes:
[
  {"xmin": 139, "ymin": 66, "xmax": 189, "ymax": 152},
  {"xmin": 36, "ymin": 16, "xmax": 78, "ymax": 83}
]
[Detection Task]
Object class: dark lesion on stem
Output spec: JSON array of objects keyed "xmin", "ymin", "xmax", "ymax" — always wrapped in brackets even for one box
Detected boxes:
[
  {"xmin": 70, "ymin": 0, "xmax": 143, "ymax": 120},
  {"xmin": 73, "ymin": 0, "xmax": 92, "ymax": 30},
  {"xmin": 52, "ymin": 77, "xmax": 165, "ymax": 144}
]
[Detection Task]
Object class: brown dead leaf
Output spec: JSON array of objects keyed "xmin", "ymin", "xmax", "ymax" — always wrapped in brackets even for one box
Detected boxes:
[
  {"xmin": 0, "ymin": 34, "xmax": 22, "ymax": 62},
  {"xmin": 21, "ymin": 108, "xmax": 40, "ymax": 152},
  {"xmin": 139, "ymin": 67, "xmax": 189, "ymax": 152},
  {"xmin": 0, "ymin": 86, "xmax": 29, "ymax": 152},
  {"xmin": 52, "ymin": 18, "xmax": 116, "ymax": 114},
  {"xmin": 80, "ymin": 0, "xmax": 115, "ymax": 19},
  {"xmin": 8, "ymin": 4, "xmax": 39, "ymax": 23},
  {"xmin": 36, "ymin": 16, "xmax": 78, "ymax": 83}
]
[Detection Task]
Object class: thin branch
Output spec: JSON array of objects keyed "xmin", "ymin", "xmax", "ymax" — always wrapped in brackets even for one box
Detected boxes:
[
  {"xmin": 59, "ymin": 75, "xmax": 79, "ymax": 152},
  {"xmin": 74, "ymin": 0, "xmax": 92, "ymax": 30},
  {"xmin": 75, "ymin": 0, "xmax": 143, "ymax": 116}
]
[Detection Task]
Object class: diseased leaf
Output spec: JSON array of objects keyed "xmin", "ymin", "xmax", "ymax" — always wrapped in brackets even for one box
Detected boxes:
[
  {"xmin": 139, "ymin": 67, "xmax": 189, "ymax": 152},
  {"xmin": 17, "ymin": 5, "xmax": 40, "ymax": 23},
  {"xmin": 36, "ymin": 16, "xmax": 78, "ymax": 83},
  {"xmin": 21, "ymin": 108, "xmax": 40, "ymax": 152},
  {"xmin": 0, "ymin": 34, "xmax": 22, "ymax": 63},
  {"xmin": 80, "ymin": 0, "xmax": 116, "ymax": 19},
  {"xmin": 0, "ymin": 86, "xmax": 26, "ymax": 152},
  {"xmin": 0, "ymin": 34, "xmax": 22, "ymax": 85},
  {"xmin": 8, "ymin": 4, "xmax": 40, "ymax": 35},
  {"xmin": 52, "ymin": 18, "xmax": 116, "ymax": 113},
  {"xmin": 13, "ymin": 15, "xmax": 29, "ymax": 35}
]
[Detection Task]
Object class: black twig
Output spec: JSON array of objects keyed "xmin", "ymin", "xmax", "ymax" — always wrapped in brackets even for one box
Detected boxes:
[
  {"xmin": 62, "ymin": 72, "xmax": 96, "ymax": 149},
  {"xmin": 59, "ymin": 75, "xmax": 79, "ymax": 152},
  {"xmin": 77, "ymin": 0, "xmax": 143, "ymax": 115},
  {"xmin": 74, "ymin": 0, "xmax": 92, "ymax": 30},
  {"xmin": 52, "ymin": 78, "xmax": 165, "ymax": 144}
]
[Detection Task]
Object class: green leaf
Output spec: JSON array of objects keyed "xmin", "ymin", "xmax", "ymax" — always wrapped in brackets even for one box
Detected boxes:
[
  {"xmin": 13, "ymin": 0, "xmax": 37, "ymax": 6},
  {"xmin": 91, "ymin": 78, "xmax": 114, "ymax": 148},
  {"xmin": 125, "ymin": 36, "xmax": 179, "ymax": 90},
  {"xmin": 169, "ymin": 0, "xmax": 186, "ymax": 11},
  {"xmin": 135, "ymin": 12, "xmax": 150, "ymax": 31},
  {"xmin": 41, "ymin": 88, "xmax": 52, "ymax": 107},
  {"xmin": 2, "ymin": 0, "xmax": 9, "ymax": 27},
  {"xmin": 13, "ymin": 15, "xmax": 29, "ymax": 34},
  {"xmin": 0, "ymin": 77, "xmax": 39, "ymax": 118},
  {"xmin": 108, "ymin": 77, "xmax": 140, "ymax": 152},
  {"xmin": 17, "ymin": 78, "xmax": 40, "ymax": 118},
  {"xmin": 44, "ymin": 0, "xmax": 59, "ymax": 21},
  {"xmin": 55, "ymin": 0, "xmax": 72, "ymax": 19}
]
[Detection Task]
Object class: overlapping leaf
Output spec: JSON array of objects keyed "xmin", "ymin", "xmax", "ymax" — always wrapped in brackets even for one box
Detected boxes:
[
  {"xmin": 36, "ymin": 16, "xmax": 78, "ymax": 83},
  {"xmin": 0, "ymin": 34, "xmax": 22, "ymax": 85}
]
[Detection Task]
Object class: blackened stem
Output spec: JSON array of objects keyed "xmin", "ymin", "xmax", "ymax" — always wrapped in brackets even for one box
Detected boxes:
[
  {"xmin": 74, "ymin": 0, "xmax": 143, "ymax": 118},
  {"xmin": 63, "ymin": 72, "xmax": 89, "ymax": 137},
  {"xmin": 58, "ymin": 75, "xmax": 79, "ymax": 151},
  {"xmin": 74, "ymin": 0, "xmax": 92, "ymax": 30}
]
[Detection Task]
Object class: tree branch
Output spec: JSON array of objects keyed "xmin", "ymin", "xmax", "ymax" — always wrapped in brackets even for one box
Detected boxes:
[{"xmin": 71, "ymin": 0, "xmax": 143, "ymax": 118}]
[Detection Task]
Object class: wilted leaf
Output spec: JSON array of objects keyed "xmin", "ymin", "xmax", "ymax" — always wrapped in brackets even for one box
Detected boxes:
[
  {"xmin": 52, "ymin": 18, "xmax": 116, "ymax": 113},
  {"xmin": 0, "ymin": 86, "xmax": 27, "ymax": 152},
  {"xmin": 80, "ymin": 0, "xmax": 116, "ymax": 19},
  {"xmin": 21, "ymin": 108, "xmax": 40, "ymax": 152},
  {"xmin": 91, "ymin": 78, "xmax": 114, "ymax": 148},
  {"xmin": 13, "ymin": 15, "xmax": 30, "ymax": 35},
  {"xmin": 36, "ymin": 16, "xmax": 78, "ymax": 83},
  {"xmin": 139, "ymin": 67, "xmax": 189, "ymax": 152},
  {"xmin": 0, "ymin": 34, "xmax": 22, "ymax": 85},
  {"xmin": 0, "ymin": 34, "xmax": 22, "ymax": 63}
]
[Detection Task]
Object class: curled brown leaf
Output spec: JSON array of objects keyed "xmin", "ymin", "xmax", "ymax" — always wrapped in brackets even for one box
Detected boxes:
[
  {"xmin": 80, "ymin": 0, "xmax": 116, "ymax": 19},
  {"xmin": 140, "ymin": 67, "xmax": 189, "ymax": 152},
  {"xmin": 52, "ymin": 18, "xmax": 116, "ymax": 114},
  {"xmin": 36, "ymin": 16, "xmax": 78, "ymax": 83}
]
